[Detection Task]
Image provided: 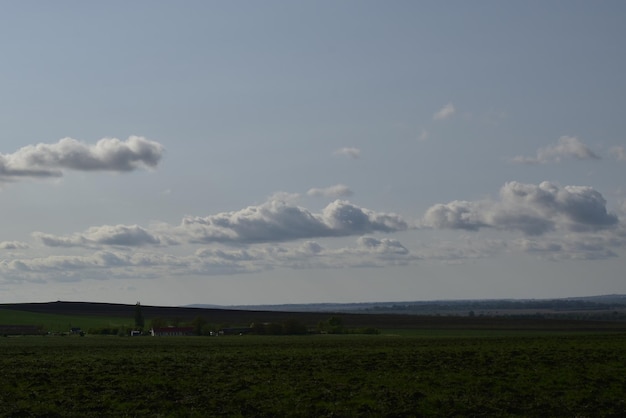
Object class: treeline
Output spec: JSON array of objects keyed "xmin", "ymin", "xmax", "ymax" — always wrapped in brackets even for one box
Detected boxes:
[
  {"xmin": 88, "ymin": 315, "xmax": 380, "ymax": 336},
  {"xmin": 87, "ymin": 326, "xmax": 131, "ymax": 336},
  {"xmin": 251, "ymin": 316, "xmax": 380, "ymax": 335},
  {"xmin": 498, "ymin": 311, "xmax": 626, "ymax": 321},
  {"xmin": 365, "ymin": 299, "xmax": 626, "ymax": 315}
]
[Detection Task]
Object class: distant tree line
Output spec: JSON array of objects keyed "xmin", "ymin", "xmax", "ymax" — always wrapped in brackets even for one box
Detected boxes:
[{"xmin": 89, "ymin": 314, "xmax": 380, "ymax": 336}]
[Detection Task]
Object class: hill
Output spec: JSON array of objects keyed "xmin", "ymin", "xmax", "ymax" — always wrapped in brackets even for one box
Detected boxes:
[
  {"xmin": 190, "ymin": 294, "xmax": 626, "ymax": 317},
  {"xmin": 2, "ymin": 300, "xmax": 626, "ymax": 332}
]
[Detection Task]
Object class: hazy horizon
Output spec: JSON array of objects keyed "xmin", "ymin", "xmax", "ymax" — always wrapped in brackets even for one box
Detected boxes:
[{"xmin": 1, "ymin": 1, "xmax": 625, "ymax": 306}]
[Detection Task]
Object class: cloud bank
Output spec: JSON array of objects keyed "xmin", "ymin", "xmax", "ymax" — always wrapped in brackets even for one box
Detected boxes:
[
  {"xmin": 423, "ymin": 181, "xmax": 618, "ymax": 235},
  {"xmin": 33, "ymin": 224, "xmax": 170, "ymax": 248},
  {"xmin": 0, "ymin": 241, "xmax": 29, "ymax": 250},
  {"xmin": 0, "ymin": 236, "xmax": 420, "ymax": 283},
  {"xmin": 34, "ymin": 197, "xmax": 409, "ymax": 248},
  {"xmin": 0, "ymin": 136, "xmax": 164, "ymax": 182},
  {"xmin": 182, "ymin": 199, "xmax": 409, "ymax": 244},
  {"xmin": 512, "ymin": 136, "xmax": 599, "ymax": 164}
]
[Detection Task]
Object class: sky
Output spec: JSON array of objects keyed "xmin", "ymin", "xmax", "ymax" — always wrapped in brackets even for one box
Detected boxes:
[{"xmin": 1, "ymin": 1, "xmax": 625, "ymax": 306}]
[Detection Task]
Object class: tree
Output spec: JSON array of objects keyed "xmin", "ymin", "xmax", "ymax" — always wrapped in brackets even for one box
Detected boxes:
[
  {"xmin": 192, "ymin": 316, "xmax": 208, "ymax": 336},
  {"xmin": 327, "ymin": 316, "xmax": 344, "ymax": 334},
  {"xmin": 134, "ymin": 302, "xmax": 145, "ymax": 329},
  {"xmin": 318, "ymin": 316, "xmax": 345, "ymax": 334}
]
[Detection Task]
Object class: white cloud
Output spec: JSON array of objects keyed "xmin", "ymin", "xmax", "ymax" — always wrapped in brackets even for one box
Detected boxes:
[
  {"xmin": 0, "ymin": 236, "xmax": 421, "ymax": 284},
  {"xmin": 332, "ymin": 147, "xmax": 361, "ymax": 159},
  {"xmin": 0, "ymin": 136, "xmax": 164, "ymax": 183},
  {"xmin": 181, "ymin": 198, "xmax": 409, "ymax": 244},
  {"xmin": 34, "ymin": 224, "xmax": 174, "ymax": 248},
  {"xmin": 307, "ymin": 184, "xmax": 353, "ymax": 198},
  {"xmin": 418, "ymin": 129, "xmax": 429, "ymax": 142},
  {"xmin": 32, "ymin": 196, "xmax": 409, "ymax": 249},
  {"xmin": 433, "ymin": 103, "xmax": 455, "ymax": 121},
  {"xmin": 610, "ymin": 146, "xmax": 626, "ymax": 161},
  {"xmin": 512, "ymin": 136, "xmax": 600, "ymax": 164},
  {"xmin": 0, "ymin": 241, "xmax": 29, "ymax": 250},
  {"xmin": 423, "ymin": 181, "xmax": 619, "ymax": 235}
]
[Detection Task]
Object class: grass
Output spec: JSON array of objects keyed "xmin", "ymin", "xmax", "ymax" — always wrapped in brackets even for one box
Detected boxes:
[
  {"xmin": 2, "ymin": 332, "xmax": 626, "ymax": 417},
  {"xmin": 0, "ymin": 309, "xmax": 133, "ymax": 332},
  {"xmin": 380, "ymin": 327, "xmax": 606, "ymax": 338}
]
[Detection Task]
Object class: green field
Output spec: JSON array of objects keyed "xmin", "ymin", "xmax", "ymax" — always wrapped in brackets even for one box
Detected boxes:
[
  {"xmin": 2, "ymin": 332, "xmax": 626, "ymax": 417},
  {"xmin": 0, "ymin": 308, "xmax": 133, "ymax": 332}
]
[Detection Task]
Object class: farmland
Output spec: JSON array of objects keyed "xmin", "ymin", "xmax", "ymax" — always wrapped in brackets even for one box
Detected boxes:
[
  {"xmin": 2, "ymin": 332, "xmax": 626, "ymax": 417},
  {"xmin": 2, "ymin": 302, "xmax": 626, "ymax": 416}
]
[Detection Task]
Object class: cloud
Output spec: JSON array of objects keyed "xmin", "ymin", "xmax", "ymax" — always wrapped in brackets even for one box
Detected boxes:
[
  {"xmin": 0, "ymin": 136, "xmax": 164, "ymax": 182},
  {"xmin": 32, "ymin": 196, "xmax": 409, "ymax": 250},
  {"xmin": 423, "ymin": 181, "xmax": 619, "ymax": 235},
  {"xmin": 421, "ymin": 200, "xmax": 489, "ymax": 231},
  {"xmin": 512, "ymin": 136, "xmax": 600, "ymax": 164},
  {"xmin": 610, "ymin": 146, "xmax": 626, "ymax": 161},
  {"xmin": 332, "ymin": 147, "xmax": 361, "ymax": 159},
  {"xmin": 0, "ymin": 241, "xmax": 29, "ymax": 250},
  {"xmin": 0, "ymin": 236, "xmax": 420, "ymax": 283},
  {"xmin": 433, "ymin": 103, "xmax": 455, "ymax": 121},
  {"xmin": 0, "ymin": 250, "xmax": 190, "ymax": 283},
  {"xmin": 517, "ymin": 234, "xmax": 621, "ymax": 261},
  {"xmin": 356, "ymin": 236, "xmax": 409, "ymax": 255},
  {"xmin": 34, "ymin": 224, "xmax": 173, "ymax": 248},
  {"xmin": 181, "ymin": 198, "xmax": 409, "ymax": 244},
  {"xmin": 414, "ymin": 237, "xmax": 507, "ymax": 263},
  {"xmin": 307, "ymin": 184, "xmax": 353, "ymax": 198},
  {"xmin": 418, "ymin": 129, "xmax": 429, "ymax": 142}
]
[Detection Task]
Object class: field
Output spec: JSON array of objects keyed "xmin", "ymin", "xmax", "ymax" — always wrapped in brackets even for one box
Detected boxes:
[
  {"xmin": 0, "ymin": 308, "xmax": 133, "ymax": 333},
  {"xmin": 2, "ymin": 332, "xmax": 626, "ymax": 417}
]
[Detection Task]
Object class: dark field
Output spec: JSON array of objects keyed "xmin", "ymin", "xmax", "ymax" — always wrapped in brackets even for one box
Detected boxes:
[{"xmin": 2, "ymin": 332, "xmax": 626, "ymax": 417}]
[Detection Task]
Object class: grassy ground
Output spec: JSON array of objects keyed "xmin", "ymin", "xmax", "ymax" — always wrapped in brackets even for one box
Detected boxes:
[
  {"xmin": 0, "ymin": 309, "xmax": 133, "ymax": 333},
  {"xmin": 2, "ymin": 332, "xmax": 626, "ymax": 417}
]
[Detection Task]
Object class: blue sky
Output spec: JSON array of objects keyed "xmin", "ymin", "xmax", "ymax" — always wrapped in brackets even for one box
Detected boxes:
[{"xmin": 1, "ymin": 1, "xmax": 625, "ymax": 306}]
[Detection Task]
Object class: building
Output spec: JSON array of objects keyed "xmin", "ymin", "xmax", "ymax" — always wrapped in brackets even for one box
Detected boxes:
[{"xmin": 150, "ymin": 326, "xmax": 195, "ymax": 337}]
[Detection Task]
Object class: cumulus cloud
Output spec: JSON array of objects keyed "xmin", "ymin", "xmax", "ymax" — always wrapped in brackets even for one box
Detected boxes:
[
  {"xmin": 31, "ymin": 197, "xmax": 409, "ymax": 250},
  {"xmin": 307, "ymin": 184, "xmax": 353, "ymax": 198},
  {"xmin": 512, "ymin": 136, "xmax": 600, "ymax": 164},
  {"xmin": 33, "ymin": 224, "xmax": 173, "ymax": 248},
  {"xmin": 0, "ymin": 136, "xmax": 164, "ymax": 182},
  {"xmin": 181, "ymin": 198, "xmax": 409, "ymax": 244},
  {"xmin": 423, "ymin": 181, "xmax": 619, "ymax": 235},
  {"xmin": 333, "ymin": 147, "xmax": 361, "ymax": 159},
  {"xmin": 433, "ymin": 103, "xmax": 455, "ymax": 121},
  {"xmin": 421, "ymin": 200, "xmax": 489, "ymax": 231}
]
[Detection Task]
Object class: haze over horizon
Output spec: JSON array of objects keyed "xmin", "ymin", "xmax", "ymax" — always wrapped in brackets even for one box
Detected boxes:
[{"xmin": 1, "ymin": 1, "xmax": 625, "ymax": 306}]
